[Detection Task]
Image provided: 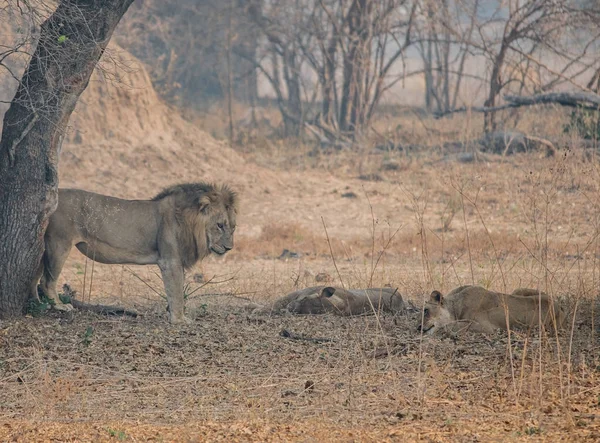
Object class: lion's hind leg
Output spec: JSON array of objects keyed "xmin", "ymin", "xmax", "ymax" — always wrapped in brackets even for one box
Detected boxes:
[
  {"xmin": 29, "ymin": 259, "xmax": 44, "ymax": 303},
  {"xmin": 40, "ymin": 236, "xmax": 74, "ymax": 311}
]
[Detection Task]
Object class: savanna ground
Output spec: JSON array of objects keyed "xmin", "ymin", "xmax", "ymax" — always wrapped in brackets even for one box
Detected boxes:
[{"xmin": 3, "ymin": 65, "xmax": 600, "ymax": 441}]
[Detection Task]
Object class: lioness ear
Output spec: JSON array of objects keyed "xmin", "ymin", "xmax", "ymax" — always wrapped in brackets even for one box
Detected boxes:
[
  {"xmin": 321, "ymin": 287, "xmax": 336, "ymax": 298},
  {"xmin": 430, "ymin": 290, "xmax": 443, "ymax": 305}
]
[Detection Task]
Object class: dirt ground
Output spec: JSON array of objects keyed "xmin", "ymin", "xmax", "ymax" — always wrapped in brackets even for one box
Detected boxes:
[
  {"xmin": 3, "ymin": 46, "xmax": 600, "ymax": 441},
  {"xmin": 1, "ymin": 302, "xmax": 599, "ymax": 442}
]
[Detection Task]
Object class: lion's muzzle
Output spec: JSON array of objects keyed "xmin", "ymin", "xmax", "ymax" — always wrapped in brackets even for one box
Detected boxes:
[{"xmin": 211, "ymin": 245, "xmax": 231, "ymax": 255}]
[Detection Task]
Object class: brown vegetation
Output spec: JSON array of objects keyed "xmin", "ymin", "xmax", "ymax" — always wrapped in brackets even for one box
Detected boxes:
[
  {"xmin": 2, "ymin": 1, "xmax": 600, "ymax": 440},
  {"xmin": 2, "ymin": 70, "xmax": 600, "ymax": 438}
]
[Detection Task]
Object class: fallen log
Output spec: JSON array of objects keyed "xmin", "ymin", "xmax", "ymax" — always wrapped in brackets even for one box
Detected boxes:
[
  {"xmin": 435, "ymin": 92, "xmax": 600, "ymax": 118},
  {"xmin": 504, "ymin": 92, "xmax": 600, "ymax": 111}
]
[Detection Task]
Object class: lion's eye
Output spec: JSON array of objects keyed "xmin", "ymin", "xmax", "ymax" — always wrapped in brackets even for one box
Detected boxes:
[{"xmin": 217, "ymin": 223, "xmax": 225, "ymax": 231}]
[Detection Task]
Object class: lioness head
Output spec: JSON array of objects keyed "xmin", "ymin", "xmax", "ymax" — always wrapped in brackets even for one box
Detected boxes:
[{"xmin": 418, "ymin": 290, "xmax": 453, "ymax": 334}]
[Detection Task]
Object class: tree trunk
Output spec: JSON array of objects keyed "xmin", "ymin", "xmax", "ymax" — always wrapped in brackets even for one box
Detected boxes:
[
  {"xmin": 282, "ymin": 49, "xmax": 302, "ymax": 137},
  {"xmin": 322, "ymin": 35, "xmax": 337, "ymax": 124},
  {"xmin": 226, "ymin": 0, "xmax": 235, "ymax": 145},
  {"xmin": 484, "ymin": 45, "xmax": 507, "ymax": 133},
  {"xmin": 339, "ymin": 47, "xmax": 354, "ymax": 133},
  {"xmin": 339, "ymin": 0, "xmax": 371, "ymax": 137},
  {"xmin": 0, "ymin": 0, "xmax": 134, "ymax": 318},
  {"xmin": 424, "ymin": 35, "xmax": 433, "ymax": 113},
  {"xmin": 440, "ymin": 0, "xmax": 450, "ymax": 113}
]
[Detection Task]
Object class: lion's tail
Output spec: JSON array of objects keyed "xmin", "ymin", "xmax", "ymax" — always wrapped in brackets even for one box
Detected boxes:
[{"xmin": 32, "ymin": 239, "xmax": 54, "ymax": 301}]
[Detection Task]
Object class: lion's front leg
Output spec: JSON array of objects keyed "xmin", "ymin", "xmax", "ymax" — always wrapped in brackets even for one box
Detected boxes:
[{"xmin": 158, "ymin": 259, "xmax": 189, "ymax": 324}]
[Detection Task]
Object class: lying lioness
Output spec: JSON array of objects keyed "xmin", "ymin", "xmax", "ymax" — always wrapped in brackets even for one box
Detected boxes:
[
  {"xmin": 251, "ymin": 286, "xmax": 404, "ymax": 316},
  {"xmin": 419, "ymin": 285, "xmax": 565, "ymax": 334}
]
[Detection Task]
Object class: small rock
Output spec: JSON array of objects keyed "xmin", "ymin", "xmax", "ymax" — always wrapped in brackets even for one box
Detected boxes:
[
  {"xmin": 304, "ymin": 380, "xmax": 315, "ymax": 392},
  {"xmin": 279, "ymin": 249, "xmax": 300, "ymax": 260},
  {"xmin": 358, "ymin": 173, "xmax": 383, "ymax": 182},
  {"xmin": 456, "ymin": 152, "xmax": 476, "ymax": 163},
  {"xmin": 381, "ymin": 160, "xmax": 401, "ymax": 171},
  {"xmin": 315, "ymin": 272, "xmax": 332, "ymax": 282},
  {"xmin": 72, "ymin": 131, "xmax": 83, "ymax": 144}
]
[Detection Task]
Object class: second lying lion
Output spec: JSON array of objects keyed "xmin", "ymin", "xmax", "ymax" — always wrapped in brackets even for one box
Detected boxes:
[
  {"xmin": 420, "ymin": 285, "xmax": 566, "ymax": 334},
  {"xmin": 252, "ymin": 286, "xmax": 405, "ymax": 316}
]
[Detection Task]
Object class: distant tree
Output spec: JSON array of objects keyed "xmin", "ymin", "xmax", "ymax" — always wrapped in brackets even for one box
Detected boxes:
[
  {"xmin": 116, "ymin": 0, "xmax": 260, "ymax": 109},
  {"xmin": 467, "ymin": 0, "xmax": 599, "ymax": 132},
  {"xmin": 428, "ymin": 0, "xmax": 600, "ymax": 133},
  {"xmin": 415, "ymin": 0, "xmax": 479, "ymax": 114},
  {"xmin": 247, "ymin": 0, "xmax": 416, "ymax": 139},
  {"xmin": 0, "ymin": 0, "xmax": 135, "ymax": 317}
]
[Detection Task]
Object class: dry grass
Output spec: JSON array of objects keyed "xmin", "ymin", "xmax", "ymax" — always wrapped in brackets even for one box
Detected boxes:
[
  {"xmin": 4, "ymin": 97, "xmax": 600, "ymax": 440},
  {"xmin": 0, "ymin": 283, "xmax": 599, "ymax": 441}
]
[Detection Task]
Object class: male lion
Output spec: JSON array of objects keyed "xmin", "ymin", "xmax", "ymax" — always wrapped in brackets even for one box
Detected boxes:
[
  {"xmin": 251, "ymin": 286, "xmax": 404, "ymax": 316},
  {"xmin": 419, "ymin": 285, "xmax": 565, "ymax": 334},
  {"xmin": 33, "ymin": 183, "xmax": 237, "ymax": 324}
]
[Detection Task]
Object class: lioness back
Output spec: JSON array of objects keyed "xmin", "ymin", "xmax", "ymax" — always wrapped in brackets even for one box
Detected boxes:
[
  {"xmin": 421, "ymin": 286, "xmax": 565, "ymax": 334},
  {"xmin": 453, "ymin": 286, "xmax": 563, "ymax": 329},
  {"xmin": 256, "ymin": 286, "xmax": 404, "ymax": 316}
]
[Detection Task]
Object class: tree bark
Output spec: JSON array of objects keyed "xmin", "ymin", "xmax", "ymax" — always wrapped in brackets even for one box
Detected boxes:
[
  {"xmin": 226, "ymin": 0, "xmax": 235, "ymax": 145},
  {"xmin": 322, "ymin": 34, "xmax": 338, "ymax": 124},
  {"xmin": 424, "ymin": 32, "xmax": 433, "ymax": 113},
  {"xmin": 483, "ymin": 44, "xmax": 508, "ymax": 133},
  {"xmin": 0, "ymin": 0, "xmax": 134, "ymax": 318},
  {"xmin": 282, "ymin": 48, "xmax": 303, "ymax": 137},
  {"xmin": 339, "ymin": 0, "xmax": 371, "ymax": 136}
]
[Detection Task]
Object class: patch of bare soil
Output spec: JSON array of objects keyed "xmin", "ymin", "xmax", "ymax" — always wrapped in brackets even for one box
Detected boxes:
[{"xmin": 1, "ymin": 306, "xmax": 600, "ymax": 441}]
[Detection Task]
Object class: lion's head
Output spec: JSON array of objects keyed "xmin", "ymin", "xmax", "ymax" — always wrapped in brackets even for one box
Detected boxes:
[
  {"xmin": 153, "ymin": 182, "xmax": 238, "ymax": 268},
  {"xmin": 201, "ymin": 188, "xmax": 237, "ymax": 256}
]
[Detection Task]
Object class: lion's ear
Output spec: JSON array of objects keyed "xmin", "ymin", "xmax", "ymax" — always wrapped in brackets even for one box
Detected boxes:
[
  {"xmin": 222, "ymin": 187, "xmax": 238, "ymax": 211},
  {"xmin": 430, "ymin": 290, "xmax": 443, "ymax": 305},
  {"xmin": 198, "ymin": 190, "xmax": 221, "ymax": 212},
  {"xmin": 320, "ymin": 287, "xmax": 336, "ymax": 298},
  {"xmin": 198, "ymin": 195, "xmax": 212, "ymax": 212}
]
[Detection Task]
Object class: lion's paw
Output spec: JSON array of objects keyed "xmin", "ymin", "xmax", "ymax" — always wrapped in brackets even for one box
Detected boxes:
[
  {"xmin": 169, "ymin": 315, "xmax": 193, "ymax": 325},
  {"xmin": 52, "ymin": 303, "xmax": 74, "ymax": 312}
]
